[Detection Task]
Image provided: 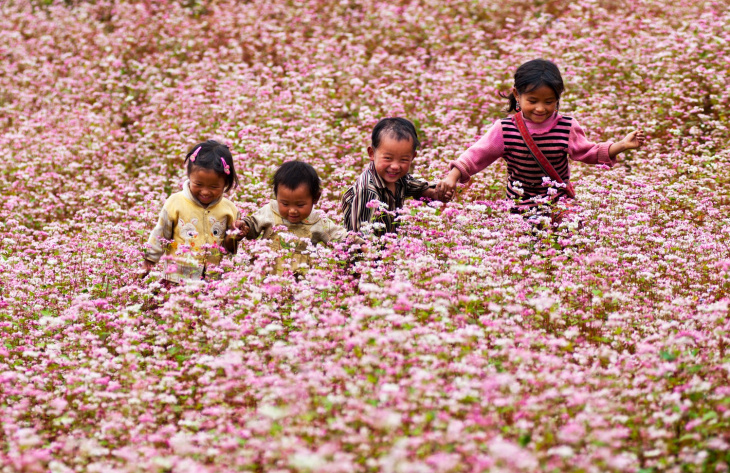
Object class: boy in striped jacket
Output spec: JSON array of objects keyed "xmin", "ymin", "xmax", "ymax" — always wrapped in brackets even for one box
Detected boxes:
[{"xmin": 341, "ymin": 118, "xmax": 446, "ymax": 236}]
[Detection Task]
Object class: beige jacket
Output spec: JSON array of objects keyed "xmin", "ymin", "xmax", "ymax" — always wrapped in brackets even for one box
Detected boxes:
[{"xmin": 243, "ymin": 201, "xmax": 358, "ymax": 273}]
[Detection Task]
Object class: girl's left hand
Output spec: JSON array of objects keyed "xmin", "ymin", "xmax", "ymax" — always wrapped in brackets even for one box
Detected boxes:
[{"xmin": 622, "ymin": 129, "xmax": 646, "ymax": 150}]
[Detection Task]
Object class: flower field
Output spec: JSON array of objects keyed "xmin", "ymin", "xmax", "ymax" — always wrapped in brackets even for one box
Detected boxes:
[{"xmin": 1, "ymin": 0, "xmax": 729, "ymax": 471}]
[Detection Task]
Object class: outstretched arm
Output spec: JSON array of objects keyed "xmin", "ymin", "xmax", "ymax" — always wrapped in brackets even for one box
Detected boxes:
[
  {"xmin": 437, "ymin": 121, "xmax": 504, "ymax": 202},
  {"xmin": 609, "ymin": 130, "xmax": 646, "ymax": 158}
]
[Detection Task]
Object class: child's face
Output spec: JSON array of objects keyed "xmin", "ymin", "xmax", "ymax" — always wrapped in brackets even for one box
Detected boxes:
[
  {"xmin": 368, "ymin": 134, "xmax": 416, "ymax": 190},
  {"xmin": 276, "ymin": 184, "xmax": 318, "ymax": 224},
  {"xmin": 513, "ymin": 85, "xmax": 558, "ymax": 124},
  {"xmin": 189, "ymin": 167, "xmax": 226, "ymax": 206}
]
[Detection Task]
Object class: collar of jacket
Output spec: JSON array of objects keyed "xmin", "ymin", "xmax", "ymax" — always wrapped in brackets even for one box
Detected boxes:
[{"xmin": 182, "ymin": 180, "xmax": 223, "ymax": 208}]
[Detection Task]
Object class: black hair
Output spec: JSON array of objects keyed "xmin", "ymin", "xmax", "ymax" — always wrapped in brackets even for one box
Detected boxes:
[
  {"xmin": 184, "ymin": 140, "xmax": 239, "ymax": 192},
  {"xmin": 273, "ymin": 161, "xmax": 321, "ymax": 200},
  {"xmin": 371, "ymin": 117, "xmax": 420, "ymax": 153},
  {"xmin": 502, "ymin": 59, "xmax": 565, "ymax": 113}
]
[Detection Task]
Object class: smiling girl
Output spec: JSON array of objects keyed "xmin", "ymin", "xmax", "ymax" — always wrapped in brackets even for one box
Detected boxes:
[
  {"xmin": 143, "ymin": 140, "xmax": 246, "ymax": 282},
  {"xmin": 439, "ymin": 59, "xmax": 645, "ymax": 215}
]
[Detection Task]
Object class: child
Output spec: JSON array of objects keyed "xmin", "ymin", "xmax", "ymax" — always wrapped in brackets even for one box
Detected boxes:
[
  {"xmin": 342, "ymin": 117, "xmax": 445, "ymax": 235},
  {"xmin": 143, "ymin": 140, "xmax": 246, "ymax": 282},
  {"xmin": 438, "ymin": 59, "xmax": 645, "ymax": 214},
  {"xmin": 238, "ymin": 161, "xmax": 358, "ymax": 274}
]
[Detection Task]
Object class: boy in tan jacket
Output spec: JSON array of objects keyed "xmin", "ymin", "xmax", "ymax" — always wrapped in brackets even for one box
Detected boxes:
[{"xmin": 239, "ymin": 161, "xmax": 361, "ymax": 274}]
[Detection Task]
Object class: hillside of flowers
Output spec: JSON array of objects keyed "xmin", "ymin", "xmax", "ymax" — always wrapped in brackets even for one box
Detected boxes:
[{"xmin": 1, "ymin": 0, "xmax": 729, "ymax": 471}]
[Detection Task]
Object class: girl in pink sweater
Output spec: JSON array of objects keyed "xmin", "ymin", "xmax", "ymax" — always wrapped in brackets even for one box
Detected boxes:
[{"xmin": 439, "ymin": 59, "xmax": 645, "ymax": 212}]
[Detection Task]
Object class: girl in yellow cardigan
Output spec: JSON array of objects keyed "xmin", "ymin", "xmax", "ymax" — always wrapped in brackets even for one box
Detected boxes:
[{"xmin": 143, "ymin": 140, "xmax": 246, "ymax": 282}]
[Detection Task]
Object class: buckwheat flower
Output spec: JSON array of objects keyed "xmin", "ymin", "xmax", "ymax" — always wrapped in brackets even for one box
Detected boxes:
[
  {"xmin": 289, "ymin": 450, "xmax": 326, "ymax": 470},
  {"xmin": 547, "ymin": 445, "xmax": 574, "ymax": 458},
  {"xmin": 15, "ymin": 428, "xmax": 42, "ymax": 448},
  {"xmin": 372, "ymin": 409, "xmax": 401, "ymax": 430}
]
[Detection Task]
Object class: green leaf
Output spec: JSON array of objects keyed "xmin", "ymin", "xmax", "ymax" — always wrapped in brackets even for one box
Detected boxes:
[{"xmin": 660, "ymin": 351, "xmax": 677, "ymax": 362}]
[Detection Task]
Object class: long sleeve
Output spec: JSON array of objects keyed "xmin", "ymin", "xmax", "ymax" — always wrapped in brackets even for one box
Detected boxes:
[
  {"xmin": 568, "ymin": 118, "xmax": 615, "ymax": 166},
  {"xmin": 145, "ymin": 205, "xmax": 174, "ymax": 263},
  {"xmin": 317, "ymin": 217, "xmax": 347, "ymax": 243},
  {"xmin": 310, "ymin": 214, "xmax": 365, "ymax": 246},
  {"xmin": 341, "ymin": 184, "xmax": 377, "ymax": 233},
  {"xmin": 402, "ymin": 175, "xmax": 430, "ymax": 199},
  {"xmin": 449, "ymin": 121, "xmax": 505, "ymax": 184},
  {"xmin": 242, "ymin": 204, "xmax": 273, "ymax": 240}
]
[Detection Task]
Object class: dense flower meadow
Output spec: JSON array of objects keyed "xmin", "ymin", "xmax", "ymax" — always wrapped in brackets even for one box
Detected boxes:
[{"xmin": 1, "ymin": 0, "xmax": 729, "ymax": 471}]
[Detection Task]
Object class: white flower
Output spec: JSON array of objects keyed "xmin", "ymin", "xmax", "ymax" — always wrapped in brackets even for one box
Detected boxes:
[
  {"xmin": 548, "ymin": 445, "xmax": 574, "ymax": 458},
  {"xmin": 289, "ymin": 451, "xmax": 326, "ymax": 470}
]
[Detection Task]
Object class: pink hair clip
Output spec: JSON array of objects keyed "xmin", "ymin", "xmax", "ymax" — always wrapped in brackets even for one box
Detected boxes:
[
  {"xmin": 221, "ymin": 157, "xmax": 230, "ymax": 175},
  {"xmin": 190, "ymin": 146, "xmax": 201, "ymax": 162}
]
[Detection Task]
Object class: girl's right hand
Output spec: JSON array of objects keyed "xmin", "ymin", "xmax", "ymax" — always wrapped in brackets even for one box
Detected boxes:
[{"xmin": 437, "ymin": 168, "xmax": 462, "ymax": 201}]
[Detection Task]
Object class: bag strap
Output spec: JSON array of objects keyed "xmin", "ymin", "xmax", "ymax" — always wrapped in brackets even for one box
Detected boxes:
[{"xmin": 513, "ymin": 112, "xmax": 576, "ymax": 199}]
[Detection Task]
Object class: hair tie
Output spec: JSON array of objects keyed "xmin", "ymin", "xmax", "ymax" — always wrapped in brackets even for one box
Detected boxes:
[
  {"xmin": 221, "ymin": 157, "xmax": 230, "ymax": 175},
  {"xmin": 190, "ymin": 146, "xmax": 201, "ymax": 162}
]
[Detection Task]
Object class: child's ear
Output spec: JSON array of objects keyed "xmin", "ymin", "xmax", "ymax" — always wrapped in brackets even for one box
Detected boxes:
[
  {"xmin": 367, "ymin": 146, "xmax": 375, "ymax": 160},
  {"xmin": 512, "ymin": 87, "xmax": 519, "ymax": 100},
  {"xmin": 406, "ymin": 150, "xmax": 417, "ymax": 170}
]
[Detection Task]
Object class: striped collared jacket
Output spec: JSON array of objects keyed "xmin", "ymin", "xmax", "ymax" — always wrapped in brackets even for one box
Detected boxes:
[{"xmin": 341, "ymin": 162, "xmax": 429, "ymax": 235}]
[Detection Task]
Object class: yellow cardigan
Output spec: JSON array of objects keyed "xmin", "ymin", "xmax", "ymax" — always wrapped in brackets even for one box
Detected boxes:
[{"xmin": 145, "ymin": 181, "xmax": 239, "ymax": 282}]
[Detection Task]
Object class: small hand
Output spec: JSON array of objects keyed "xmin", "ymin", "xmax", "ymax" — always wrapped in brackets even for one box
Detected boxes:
[
  {"xmin": 622, "ymin": 129, "xmax": 646, "ymax": 150},
  {"xmin": 141, "ymin": 259, "xmax": 154, "ymax": 278},
  {"xmin": 436, "ymin": 181, "xmax": 455, "ymax": 202},
  {"xmin": 421, "ymin": 187, "xmax": 440, "ymax": 201},
  {"xmin": 232, "ymin": 220, "xmax": 250, "ymax": 240},
  {"xmin": 438, "ymin": 168, "xmax": 461, "ymax": 202}
]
